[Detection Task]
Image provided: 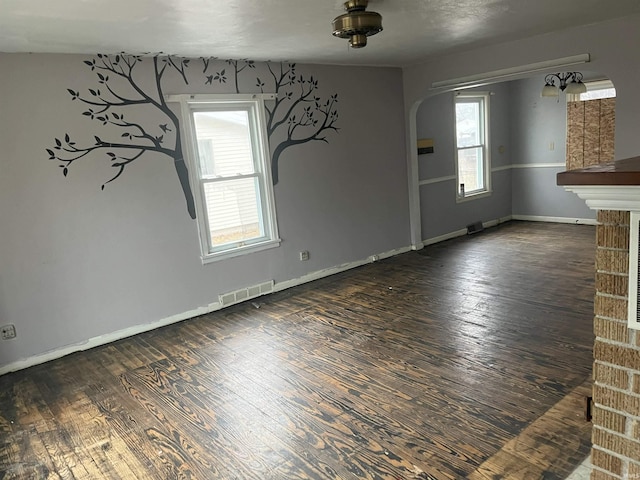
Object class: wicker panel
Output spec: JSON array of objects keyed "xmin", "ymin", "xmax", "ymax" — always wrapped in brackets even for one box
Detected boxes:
[
  {"xmin": 600, "ymin": 97, "xmax": 616, "ymax": 163},
  {"xmin": 584, "ymin": 99, "xmax": 602, "ymax": 167},
  {"xmin": 566, "ymin": 101, "xmax": 585, "ymax": 169}
]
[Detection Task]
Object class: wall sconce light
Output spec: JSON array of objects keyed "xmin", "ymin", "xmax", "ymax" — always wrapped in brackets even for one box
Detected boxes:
[{"xmin": 541, "ymin": 72, "xmax": 587, "ymax": 97}]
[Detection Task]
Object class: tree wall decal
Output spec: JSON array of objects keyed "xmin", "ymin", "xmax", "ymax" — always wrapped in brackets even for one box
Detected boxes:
[
  {"xmin": 48, "ymin": 54, "xmax": 340, "ymax": 219},
  {"xmin": 203, "ymin": 60, "xmax": 340, "ymax": 184},
  {"xmin": 47, "ymin": 54, "xmax": 197, "ymax": 219}
]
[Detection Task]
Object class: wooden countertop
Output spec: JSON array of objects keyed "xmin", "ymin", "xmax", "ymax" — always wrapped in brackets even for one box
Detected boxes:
[{"xmin": 557, "ymin": 156, "xmax": 640, "ymax": 186}]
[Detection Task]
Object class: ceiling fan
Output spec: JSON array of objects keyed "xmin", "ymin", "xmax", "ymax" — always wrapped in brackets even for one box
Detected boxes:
[{"xmin": 332, "ymin": 0, "xmax": 383, "ymax": 49}]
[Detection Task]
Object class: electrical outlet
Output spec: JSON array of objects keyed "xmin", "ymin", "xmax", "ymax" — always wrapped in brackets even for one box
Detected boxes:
[
  {"xmin": 1, "ymin": 324, "xmax": 16, "ymax": 340},
  {"xmin": 299, "ymin": 250, "xmax": 310, "ymax": 261}
]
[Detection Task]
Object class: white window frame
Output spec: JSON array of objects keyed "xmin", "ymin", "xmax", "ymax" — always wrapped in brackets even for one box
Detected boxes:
[
  {"xmin": 172, "ymin": 94, "xmax": 280, "ymax": 264},
  {"xmin": 454, "ymin": 91, "xmax": 491, "ymax": 202}
]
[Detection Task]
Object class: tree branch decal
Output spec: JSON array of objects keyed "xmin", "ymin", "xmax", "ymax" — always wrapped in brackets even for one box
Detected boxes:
[
  {"xmin": 48, "ymin": 55, "xmax": 339, "ymax": 219},
  {"xmin": 257, "ymin": 63, "xmax": 339, "ymax": 184},
  {"xmin": 47, "ymin": 53, "xmax": 197, "ymax": 219},
  {"xmin": 203, "ymin": 60, "xmax": 340, "ymax": 185}
]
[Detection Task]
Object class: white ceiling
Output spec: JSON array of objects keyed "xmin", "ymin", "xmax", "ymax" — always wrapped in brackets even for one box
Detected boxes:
[{"xmin": 2, "ymin": 0, "xmax": 640, "ymax": 67}]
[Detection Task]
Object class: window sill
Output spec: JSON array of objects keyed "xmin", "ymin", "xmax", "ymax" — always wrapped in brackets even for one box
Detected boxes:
[
  {"xmin": 456, "ymin": 190, "xmax": 492, "ymax": 203},
  {"xmin": 201, "ymin": 238, "xmax": 281, "ymax": 264}
]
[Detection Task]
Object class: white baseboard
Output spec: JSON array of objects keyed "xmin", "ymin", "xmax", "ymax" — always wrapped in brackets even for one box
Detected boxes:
[
  {"xmin": 423, "ymin": 215, "xmax": 512, "ymax": 246},
  {"xmin": 419, "ymin": 163, "xmax": 565, "ymax": 186},
  {"xmin": 512, "ymin": 214, "xmax": 598, "ymax": 225},
  {"xmin": 0, "ymin": 305, "xmax": 214, "ymax": 376},
  {"xmin": 421, "ymin": 214, "xmax": 596, "ymax": 247},
  {"xmin": 483, "ymin": 215, "xmax": 513, "ymax": 228},
  {"xmin": 423, "ymin": 228, "xmax": 468, "ymax": 246},
  {"xmin": 275, "ymin": 245, "xmax": 412, "ymax": 292},
  {"xmin": 0, "ymin": 245, "xmax": 412, "ymax": 376}
]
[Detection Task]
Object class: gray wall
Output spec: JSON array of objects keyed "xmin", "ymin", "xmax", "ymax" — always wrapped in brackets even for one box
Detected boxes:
[
  {"xmin": 403, "ymin": 14, "xmax": 640, "ymax": 248},
  {"xmin": 416, "ymin": 83, "xmax": 512, "ymax": 240},
  {"xmin": 415, "ymin": 75, "xmax": 597, "ymax": 244},
  {"xmin": 508, "ymin": 76, "xmax": 594, "ymax": 220},
  {"xmin": 5, "ymin": 14, "xmax": 640, "ymax": 371},
  {"xmin": 0, "ymin": 54, "xmax": 409, "ymax": 370}
]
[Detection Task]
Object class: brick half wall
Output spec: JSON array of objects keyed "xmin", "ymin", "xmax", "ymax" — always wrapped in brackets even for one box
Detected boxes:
[{"xmin": 592, "ymin": 210, "xmax": 640, "ymax": 479}]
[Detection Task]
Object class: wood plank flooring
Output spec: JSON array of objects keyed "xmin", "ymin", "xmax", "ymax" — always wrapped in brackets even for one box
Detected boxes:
[{"xmin": 0, "ymin": 221, "xmax": 596, "ymax": 479}]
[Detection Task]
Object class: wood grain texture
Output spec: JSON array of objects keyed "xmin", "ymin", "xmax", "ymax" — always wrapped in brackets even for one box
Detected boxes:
[
  {"xmin": 599, "ymin": 98, "xmax": 616, "ymax": 164},
  {"xmin": 583, "ymin": 100, "xmax": 602, "ymax": 167},
  {"xmin": 566, "ymin": 97, "xmax": 616, "ymax": 170},
  {"xmin": 0, "ymin": 221, "xmax": 595, "ymax": 479},
  {"xmin": 567, "ymin": 101, "xmax": 585, "ymax": 170}
]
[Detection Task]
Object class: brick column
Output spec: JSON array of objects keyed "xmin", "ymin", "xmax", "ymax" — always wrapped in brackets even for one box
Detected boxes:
[{"xmin": 592, "ymin": 210, "xmax": 640, "ymax": 479}]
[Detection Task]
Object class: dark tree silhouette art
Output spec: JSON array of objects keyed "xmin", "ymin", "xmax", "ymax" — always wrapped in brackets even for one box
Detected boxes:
[
  {"xmin": 203, "ymin": 59, "xmax": 339, "ymax": 184},
  {"xmin": 47, "ymin": 54, "xmax": 197, "ymax": 219},
  {"xmin": 205, "ymin": 58, "xmax": 256, "ymax": 93},
  {"xmin": 48, "ymin": 55, "xmax": 338, "ymax": 217}
]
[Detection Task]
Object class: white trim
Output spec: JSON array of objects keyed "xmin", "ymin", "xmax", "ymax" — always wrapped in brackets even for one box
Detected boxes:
[
  {"xmin": 407, "ymin": 100, "xmax": 423, "ymax": 252},
  {"xmin": 511, "ymin": 214, "xmax": 597, "ymax": 225},
  {"xmin": 276, "ymin": 246, "xmax": 412, "ymax": 292},
  {"xmin": 201, "ymin": 239, "xmax": 281, "ymax": 263},
  {"xmin": 419, "ymin": 163, "xmax": 564, "ymax": 186},
  {"xmin": 564, "ymin": 185, "xmax": 640, "ymax": 330},
  {"xmin": 166, "ymin": 93, "xmax": 277, "ymax": 102},
  {"xmin": 628, "ymin": 212, "xmax": 640, "ymax": 330},
  {"xmin": 562, "ymin": 185, "xmax": 640, "ymax": 211},
  {"xmin": 431, "ymin": 54, "xmax": 590, "ymax": 90},
  {"xmin": 483, "ymin": 217, "xmax": 512, "ymax": 229},
  {"xmin": 421, "ymin": 215, "xmax": 596, "ymax": 246},
  {"xmin": 424, "ymin": 228, "xmax": 468, "ymax": 245},
  {"xmin": 583, "ymin": 79, "xmax": 615, "ymax": 91},
  {"xmin": 456, "ymin": 190, "xmax": 492, "ymax": 203},
  {"xmin": 510, "ymin": 163, "xmax": 565, "ymax": 169},
  {"xmin": 567, "ymin": 79, "xmax": 616, "ymax": 102},
  {"xmin": 0, "ymin": 305, "xmax": 213, "ymax": 376},
  {"xmin": 454, "ymin": 91, "xmax": 491, "ymax": 201},
  {"xmin": 0, "ymin": 245, "xmax": 412, "ymax": 375},
  {"xmin": 177, "ymin": 94, "xmax": 281, "ymax": 264},
  {"xmin": 419, "ymin": 175, "xmax": 456, "ymax": 186},
  {"xmin": 423, "ymin": 216, "xmax": 512, "ymax": 245}
]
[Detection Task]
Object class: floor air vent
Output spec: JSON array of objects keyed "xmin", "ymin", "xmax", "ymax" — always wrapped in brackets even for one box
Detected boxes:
[
  {"xmin": 219, "ymin": 280, "xmax": 274, "ymax": 307},
  {"xmin": 467, "ymin": 221, "xmax": 484, "ymax": 235}
]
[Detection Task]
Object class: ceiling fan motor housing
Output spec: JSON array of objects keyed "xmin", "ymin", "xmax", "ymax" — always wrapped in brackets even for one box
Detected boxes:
[{"xmin": 332, "ymin": 0, "xmax": 383, "ymax": 48}]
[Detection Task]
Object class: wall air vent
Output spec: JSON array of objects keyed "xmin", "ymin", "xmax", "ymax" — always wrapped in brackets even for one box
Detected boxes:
[
  {"xmin": 628, "ymin": 212, "xmax": 640, "ymax": 330},
  {"xmin": 219, "ymin": 280, "xmax": 274, "ymax": 308}
]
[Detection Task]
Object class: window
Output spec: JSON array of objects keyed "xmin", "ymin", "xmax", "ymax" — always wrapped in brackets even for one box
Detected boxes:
[
  {"xmin": 568, "ymin": 79, "xmax": 616, "ymax": 102},
  {"xmin": 178, "ymin": 95, "xmax": 280, "ymax": 263},
  {"xmin": 454, "ymin": 92, "xmax": 490, "ymax": 200}
]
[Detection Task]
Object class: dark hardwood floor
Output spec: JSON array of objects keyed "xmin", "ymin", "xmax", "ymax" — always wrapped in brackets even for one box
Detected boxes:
[{"xmin": 0, "ymin": 221, "xmax": 595, "ymax": 479}]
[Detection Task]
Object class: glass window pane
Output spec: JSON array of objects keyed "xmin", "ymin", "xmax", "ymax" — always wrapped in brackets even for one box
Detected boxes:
[
  {"xmin": 456, "ymin": 101, "xmax": 481, "ymax": 148},
  {"xmin": 193, "ymin": 110, "xmax": 255, "ymax": 178},
  {"xmin": 197, "ymin": 139, "xmax": 215, "ymax": 176},
  {"xmin": 203, "ymin": 177, "xmax": 264, "ymax": 249},
  {"xmin": 458, "ymin": 147, "xmax": 484, "ymax": 193},
  {"xmin": 579, "ymin": 88, "xmax": 616, "ymax": 101}
]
